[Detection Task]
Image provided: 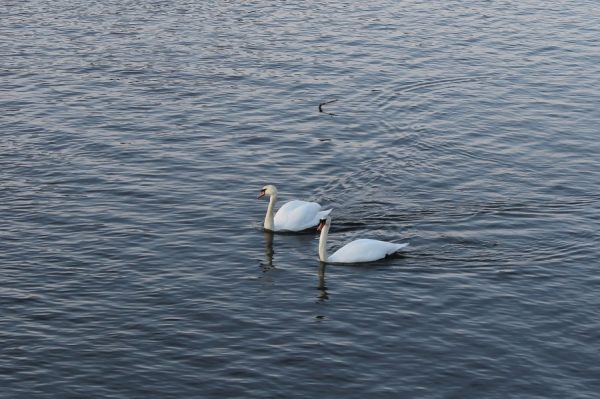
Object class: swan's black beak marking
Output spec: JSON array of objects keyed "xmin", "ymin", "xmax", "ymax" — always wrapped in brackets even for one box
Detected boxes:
[
  {"xmin": 257, "ymin": 189, "xmax": 266, "ymax": 199},
  {"xmin": 317, "ymin": 219, "xmax": 326, "ymax": 232}
]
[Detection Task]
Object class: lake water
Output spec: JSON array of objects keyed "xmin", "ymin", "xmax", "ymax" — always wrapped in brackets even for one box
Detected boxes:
[{"xmin": 2, "ymin": 0, "xmax": 600, "ymax": 398}]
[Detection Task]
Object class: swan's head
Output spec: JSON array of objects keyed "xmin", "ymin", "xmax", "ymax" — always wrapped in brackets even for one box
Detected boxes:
[
  {"xmin": 258, "ymin": 184, "xmax": 278, "ymax": 199},
  {"xmin": 317, "ymin": 216, "xmax": 331, "ymax": 232}
]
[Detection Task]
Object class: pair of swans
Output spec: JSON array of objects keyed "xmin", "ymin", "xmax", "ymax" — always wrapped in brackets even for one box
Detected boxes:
[{"xmin": 258, "ymin": 184, "xmax": 408, "ymax": 264}]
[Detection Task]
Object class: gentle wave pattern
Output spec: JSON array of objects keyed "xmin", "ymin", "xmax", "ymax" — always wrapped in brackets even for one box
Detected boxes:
[{"xmin": 2, "ymin": 0, "xmax": 600, "ymax": 398}]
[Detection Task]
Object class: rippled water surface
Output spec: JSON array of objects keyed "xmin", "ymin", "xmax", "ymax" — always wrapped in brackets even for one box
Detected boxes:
[{"xmin": 2, "ymin": 0, "xmax": 600, "ymax": 398}]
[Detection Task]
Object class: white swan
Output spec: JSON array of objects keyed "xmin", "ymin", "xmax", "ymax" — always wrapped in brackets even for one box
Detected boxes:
[
  {"xmin": 317, "ymin": 216, "xmax": 409, "ymax": 263},
  {"xmin": 258, "ymin": 184, "xmax": 332, "ymax": 232}
]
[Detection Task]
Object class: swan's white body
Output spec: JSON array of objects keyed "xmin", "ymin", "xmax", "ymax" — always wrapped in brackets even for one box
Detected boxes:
[
  {"xmin": 259, "ymin": 185, "xmax": 332, "ymax": 232},
  {"xmin": 318, "ymin": 217, "xmax": 408, "ymax": 263}
]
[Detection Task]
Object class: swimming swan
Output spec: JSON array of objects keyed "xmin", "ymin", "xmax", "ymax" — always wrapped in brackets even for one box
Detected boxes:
[
  {"xmin": 317, "ymin": 216, "xmax": 409, "ymax": 263},
  {"xmin": 258, "ymin": 184, "xmax": 332, "ymax": 232}
]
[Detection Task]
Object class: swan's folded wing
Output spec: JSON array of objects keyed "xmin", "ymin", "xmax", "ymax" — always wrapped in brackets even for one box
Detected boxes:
[
  {"xmin": 276, "ymin": 200, "xmax": 307, "ymax": 214},
  {"xmin": 328, "ymin": 239, "xmax": 408, "ymax": 263},
  {"xmin": 275, "ymin": 200, "xmax": 322, "ymax": 231}
]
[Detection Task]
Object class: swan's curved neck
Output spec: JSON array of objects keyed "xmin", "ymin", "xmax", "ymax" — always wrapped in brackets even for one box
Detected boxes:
[
  {"xmin": 264, "ymin": 193, "xmax": 277, "ymax": 231},
  {"xmin": 318, "ymin": 223, "xmax": 329, "ymax": 262}
]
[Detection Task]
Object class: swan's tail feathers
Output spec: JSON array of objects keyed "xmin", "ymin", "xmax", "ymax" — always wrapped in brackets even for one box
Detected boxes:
[
  {"xmin": 393, "ymin": 242, "xmax": 409, "ymax": 252},
  {"xmin": 318, "ymin": 208, "xmax": 333, "ymax": 218}
]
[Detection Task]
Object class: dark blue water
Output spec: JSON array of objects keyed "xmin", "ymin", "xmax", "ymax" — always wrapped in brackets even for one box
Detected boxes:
[{"xmin": 2, "ymin": 1, "xmax": 600, "ymax": 398}]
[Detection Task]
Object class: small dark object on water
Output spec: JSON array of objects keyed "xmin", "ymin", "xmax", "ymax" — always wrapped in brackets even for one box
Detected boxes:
[{"xmin": 318, "ymin": 99, "xmax": 337, "ymax": 113}]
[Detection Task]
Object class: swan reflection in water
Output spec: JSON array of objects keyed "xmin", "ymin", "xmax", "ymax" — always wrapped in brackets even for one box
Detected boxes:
[
  {"xmin": 260, "ymin": 230, "xmax": 275, "ymax": 272},
  {"xmin": 316, "ymin": 261, "xmax": 329, "ymax": 303}
]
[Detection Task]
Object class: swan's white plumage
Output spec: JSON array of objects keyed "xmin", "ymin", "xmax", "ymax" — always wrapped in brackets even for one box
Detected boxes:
[
  {"xmin": 259, "ymin": 185, "xmax": 331, "ymax": 232},
  {"xmin": 274, "ymin": 200, "xmax": 332, "ymax": 231},
  {"xmin": 327, "ymin": 239, "xmax": 409, "ymax": 263},
  {"xmin": 318, "ymin": 216, "xmax": 408, "ymax": 263}
]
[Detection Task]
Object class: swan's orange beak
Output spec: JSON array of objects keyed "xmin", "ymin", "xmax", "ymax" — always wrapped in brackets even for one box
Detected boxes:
[
  {"xmin": 317, "ymin": 221, "xmax": 325, "ymax": 232},
  {"xmin": 257, "ymin": 190, "xmax": 266, "ymax": 199}
]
